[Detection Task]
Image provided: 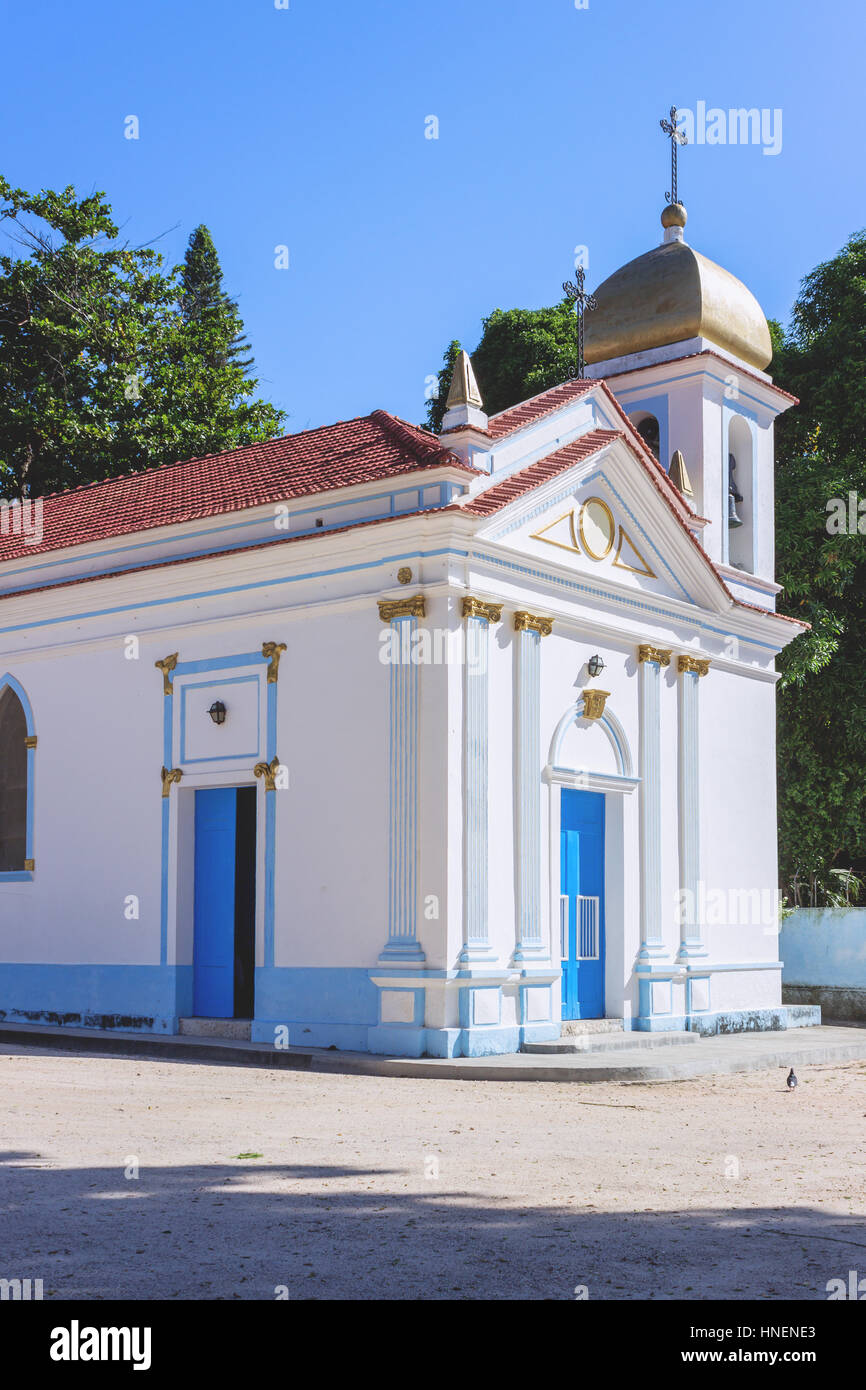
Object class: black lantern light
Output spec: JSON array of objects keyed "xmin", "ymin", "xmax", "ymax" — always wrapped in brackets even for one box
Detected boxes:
[
  {"xmin": 208, "ymin": 701, "xmax": 227, "ymax": 725},
  {"xmin": 587, "ymin": 654, "xmax": 606, "ymax": 679}
]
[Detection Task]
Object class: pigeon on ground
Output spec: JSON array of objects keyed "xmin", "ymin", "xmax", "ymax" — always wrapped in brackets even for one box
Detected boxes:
[{"xmin": 786, "ymin": 1068, "xmax": 798, "ymax": 1090}]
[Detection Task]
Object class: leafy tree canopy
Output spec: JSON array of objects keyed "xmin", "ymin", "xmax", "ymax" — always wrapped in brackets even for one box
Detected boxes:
[
  {"xmin": 0, "ymin": 178, "xmax": 284, "ymax": 498},
  {"xmin": 425, "ymin": 301, "xmax": 576, "ymax": 432},
  {"xmin": 771, "ymin": 230, "xmax": 866, "ymax": 901}
]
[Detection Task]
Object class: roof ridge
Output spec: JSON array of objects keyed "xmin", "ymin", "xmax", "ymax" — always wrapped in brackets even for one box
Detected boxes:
[
  {"xmin": 370, "ymin": 409, "xmax": 468, "ymax": 469},
  {"xmin": 487, "ymin": 377, "xmax": 591, "ymax": 423}
]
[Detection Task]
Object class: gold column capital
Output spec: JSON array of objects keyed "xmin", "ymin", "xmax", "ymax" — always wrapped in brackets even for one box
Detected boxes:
[
  {"xmin": 513, "ymin": 610, "xmax": 553, "ymax": 637},
  {"xmin": 377, "ymin": 594, "xmax": 426, "ymax": 622},
  {"xmin": 254, "ymin": 755, "xmax": 282, "ymax": 792},
  {"xmin": 161, "ymin": 766, "xmax": 183, "ymax": 798},
  {"xmin": 461, "ymin": 596, "xmax": 503, "ymax": 623},
  {"xmin": 155, "ymin": 653, "xmax": 179, "ymax": 695},
  {"xmin": 582, "ymin": 689, "xmax": 610, "ymax": 720},
  {"xmin": 678, "ymin": 654, "xmax": 711, "ymax": 676},
  {"xmin": 262, "ymin": 641, "xmax": 287, "ymax": 683},
  {"xmin": 637, "ymin": 644, "xmax": 672, "ymax": 667},
  {"xmin": 24, "ymin": 735, "xmax": 37, "ymax": 749}
]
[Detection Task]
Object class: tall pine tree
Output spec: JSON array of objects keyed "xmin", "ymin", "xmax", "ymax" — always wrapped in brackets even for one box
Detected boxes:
[{"xmin": 0, "ymin": 181, "xmax": 285, "ymax": 498}]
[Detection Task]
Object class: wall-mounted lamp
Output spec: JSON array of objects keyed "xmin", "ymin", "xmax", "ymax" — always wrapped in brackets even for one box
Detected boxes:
[
  {"xmin": 208, "ymin": 701, "xmax": 227, "ymax": 725},
  {"xmin": 587, "ymin": 654, "xmax": 606, "ymax": 678}
]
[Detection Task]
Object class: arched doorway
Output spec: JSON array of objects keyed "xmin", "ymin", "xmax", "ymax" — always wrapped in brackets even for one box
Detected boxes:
[{"xmin": 545, "ymin": 698, "xmax": 638, "ymax": 1021}]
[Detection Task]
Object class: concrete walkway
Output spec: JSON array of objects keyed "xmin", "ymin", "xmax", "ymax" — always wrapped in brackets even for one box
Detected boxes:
[{"xmin": 2, "ymin": 1019, "xmax": 866, "ymax": 1082}]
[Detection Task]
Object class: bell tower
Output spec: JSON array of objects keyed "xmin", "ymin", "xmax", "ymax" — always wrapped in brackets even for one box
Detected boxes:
[{"xmin": 582, "ymin": 200, "xmax": 795, "ymax": 591}]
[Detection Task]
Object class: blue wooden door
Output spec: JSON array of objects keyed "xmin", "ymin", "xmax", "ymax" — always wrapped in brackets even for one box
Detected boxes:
[
  {"xmin": 560, "ymin": 789, "xmax": 605, "ymax": 1019},
  {"xmin": 193, "ymin": 788, "xmax": 237, "ymax": 1017}
]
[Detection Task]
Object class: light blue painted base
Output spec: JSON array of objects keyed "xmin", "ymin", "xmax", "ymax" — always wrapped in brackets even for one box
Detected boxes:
[
  {"xmin": 250, "ymin": 1020, "xmax": 371, "ymax": 1051},
  {"xmin": 252, "ymin": 966, "xmax": 378, "ymax": 1050},
  {"xmin": 0, "ymin": 963, "xmax": 564, "ymax": 1058},
  {"xmin": 0, "ymin": 964, "xmax": 192, "ymax": 1033},
  {"xmin": 633, "ymin": 1005, "xmax": 823, "ymax": 1035},
  {"xmin": 687, "ymin": 1005, "xmax": 821, "ymax": 1036},
  {"xmin": 633, "ymin": 1014, "xmax": 688, "ymax": 1032},
  {"xmin": 368, "ymin": 1021, "xmax": 560, "ymax": 1059}
]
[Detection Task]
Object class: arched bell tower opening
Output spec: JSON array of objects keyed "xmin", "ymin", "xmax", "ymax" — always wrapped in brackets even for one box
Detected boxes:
[
  {"xmin": 629, "ymin": 411, "xmax": 661, "ymax": 462},
  {"xmin": 726, "ymin": 414, "xmax": 755, "ymax": 573}
]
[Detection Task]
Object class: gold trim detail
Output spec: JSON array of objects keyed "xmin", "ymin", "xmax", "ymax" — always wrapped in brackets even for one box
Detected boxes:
[
  {"xmin": 530, "ymin": 509, "xmax": 581, "ymax": 555},
  {"xmin": 377, "ymin": 594, "xmax": 426, "ymax": 622},
  {"xmin": 155, "ymin": 653, "xmax": 179, "ymax": 696},
  {"xmin": 161, "ymin": 766, "xmax": 183, "ymax": 798},
  {"xmin": 582, "ymin": 689, "xmax": 610, "ymax": 720},
  {"xmin": 397, "ymin": 567, "xmax": 413, "ymax": 585},
  {"xmin": 678, "ymin": 654, "xmax": 711, "ymax": 676},
  {"xmin": 254, "ymin": 756, "xmax": 282, "ymax": 792},
  {"xmin": 637, "ymin": 644, "xmax": 672, "ymax": 667},
  {"xmin": 262, "ymin": 641, "xmax": 287, "ymax": 684},
  {"xmin": 513, "ymin": 611, "xmax": 553, "ymax": 636},
  {"xmin": 24, "ymin": 735, "xmax": 37, "ymax": 749},
  {"xmin": 24, "ymin": 859, "xmax": 35, "ymax": 872},
  {"xmin": 612, "ymin": 526, "xmax": 656, "ymax": 578},
  {"xmin": 578, "ymin": 498, "xmax": 615, "ymax": 561},
  {"xmin": 461, "ymin": 596, "xmax": 503, "ymax": 623}
]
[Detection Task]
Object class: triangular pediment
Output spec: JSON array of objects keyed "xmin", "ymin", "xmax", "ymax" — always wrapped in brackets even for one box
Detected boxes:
[
  {"xmin": 530, "ymin": 501, "xmax": 657, "ymax": 580},
  {"xmin": 472, "ymin": 435, "xmax": 729, "ymax": 612}
]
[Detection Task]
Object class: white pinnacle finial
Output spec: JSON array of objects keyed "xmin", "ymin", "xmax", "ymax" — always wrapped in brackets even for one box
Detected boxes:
[
  {"xmin": 445, "ymin": 350, "xmax": 484, "ymax": 410},
  {"xmin": 441, "ymin": 350, "xmax": 488, "ymax": 441}
]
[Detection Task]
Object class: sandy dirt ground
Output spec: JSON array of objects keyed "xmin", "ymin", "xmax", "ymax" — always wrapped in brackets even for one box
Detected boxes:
[{"xmin": 1, "ymin": 1043, "xmax": 864, "ymax": 1300}]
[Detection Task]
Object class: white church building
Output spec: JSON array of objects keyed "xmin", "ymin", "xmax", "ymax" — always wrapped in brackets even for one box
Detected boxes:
[{"xmin": 0, "ymin": 199, "xmax": 817, "ymax": 1056}]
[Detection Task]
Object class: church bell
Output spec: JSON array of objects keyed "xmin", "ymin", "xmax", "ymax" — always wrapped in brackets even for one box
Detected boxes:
[{"xmin": 727, "ymin": 453, "xmax": 744, "ymax": 528}]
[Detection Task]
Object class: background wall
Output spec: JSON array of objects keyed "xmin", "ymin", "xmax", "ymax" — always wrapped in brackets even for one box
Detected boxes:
[{"xmin": 782, "ymin": 908, "xmax": 866, "ymax": 1021}]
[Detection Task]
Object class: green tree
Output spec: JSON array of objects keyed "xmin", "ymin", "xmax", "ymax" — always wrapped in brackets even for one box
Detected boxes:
[
  {"xmin": 0, "ymin": 179, "xmax": 284, "ymax": 499},
  {"xmin": 425, "ymin": 338, "xmax": 462, "ymax": 432},
  {"xmin": 770, "ymin": 230, "xmax": 866, "ymax": 903},
  {"xmin": 179, "ymin": 224, "xmax": 253, "ymax": 372},
  {"xmin": 425, "ymin": 302, "xmax": 576, "ymax": 432}
]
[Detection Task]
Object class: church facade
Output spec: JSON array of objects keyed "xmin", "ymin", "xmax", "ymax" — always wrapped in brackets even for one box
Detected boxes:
[{"xmin": 0, "ymin": 202, "xmax": 817, "ymax": 1057}]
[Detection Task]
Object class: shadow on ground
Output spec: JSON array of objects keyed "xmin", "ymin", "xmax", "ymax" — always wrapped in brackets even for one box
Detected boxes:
[{"xmin": 1, "ymin": 1150, "xmax": 862, "ymax": 1300}]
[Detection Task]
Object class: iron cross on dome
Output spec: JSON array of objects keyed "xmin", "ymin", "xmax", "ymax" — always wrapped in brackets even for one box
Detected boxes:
[
  {"xmin": 561, "ymin": 264, "xmax": 597, "ymax": 380},
  {"xmin": 660, "ymin": 104, "xmax": 688, "ymax": 205}
]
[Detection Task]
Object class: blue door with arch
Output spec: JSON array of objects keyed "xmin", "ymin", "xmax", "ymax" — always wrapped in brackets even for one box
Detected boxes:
[{"xmin": 560, "ymin": 788, "xmax": 605, "ymax": 1020}]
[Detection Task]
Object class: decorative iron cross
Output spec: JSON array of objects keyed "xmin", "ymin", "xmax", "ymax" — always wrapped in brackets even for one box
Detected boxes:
[
  {"xmin": 562, "ymin": 265, "xmax": 596, "ymax": 379},
  {"xmin": 659, "ymin": 105, "xmax": 687, "ymax": 205}
]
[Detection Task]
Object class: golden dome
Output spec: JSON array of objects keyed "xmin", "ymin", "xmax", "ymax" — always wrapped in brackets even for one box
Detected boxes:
[{"xmin": 584, "ymin": 207, "xmax": 772, "ymax": 371}]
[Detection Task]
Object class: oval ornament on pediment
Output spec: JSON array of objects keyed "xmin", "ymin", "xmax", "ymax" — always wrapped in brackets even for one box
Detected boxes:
[{"xmin": 578, "ymin": 497, "xmax": 615, "ymax": 561}]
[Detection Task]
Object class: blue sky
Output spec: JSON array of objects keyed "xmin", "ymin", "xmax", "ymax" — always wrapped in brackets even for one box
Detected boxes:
[{"xmin": 3, "ymin": 0, "xmax": 864, "ymax": 435}]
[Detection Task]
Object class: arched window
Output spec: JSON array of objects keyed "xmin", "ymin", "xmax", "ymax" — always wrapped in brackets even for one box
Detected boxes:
[
  {"xmin": 0, "ymin": 679, "xmax": 31, "ymax": 873},
  {"xmin": 630, "ymin": 412, "xmax": 660, "ymax": 461}
]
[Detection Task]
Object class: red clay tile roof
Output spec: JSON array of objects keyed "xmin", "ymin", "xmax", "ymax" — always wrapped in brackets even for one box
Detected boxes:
[
  {"xmin": 454, "ymin": 423, "xmax": 808, "ymax": 631},
  {"xmin": 486, "ymin": 379, "xmax": 596, "ymax": 438},
  {"xmin": 0, "ymin": 411, "xmax": 474, "ymax": 563},
  {"xmin": 477, "ymin": 375, "xmax": 707, "ymax": 525},
  {"xmin": 459, "ymin": 430, "xmax": 619, "ymax": 516}
]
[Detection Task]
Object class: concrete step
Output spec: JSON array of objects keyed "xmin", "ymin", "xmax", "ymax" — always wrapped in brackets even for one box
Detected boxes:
[
  {"xmin": 560, "ymin": 1018, "xmax": 624, "ymax": 1037},
  {"xmin": 3, "ymin": 1020, "xmax": 866, "ymax": 1083},
  {"xmin": 523, "ymin": 1030, "xmax": 700, "ymax": 1054},
  {"xmin": 178, "ymin": 1018, "xmax": 252, "ymax": 1041}
]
